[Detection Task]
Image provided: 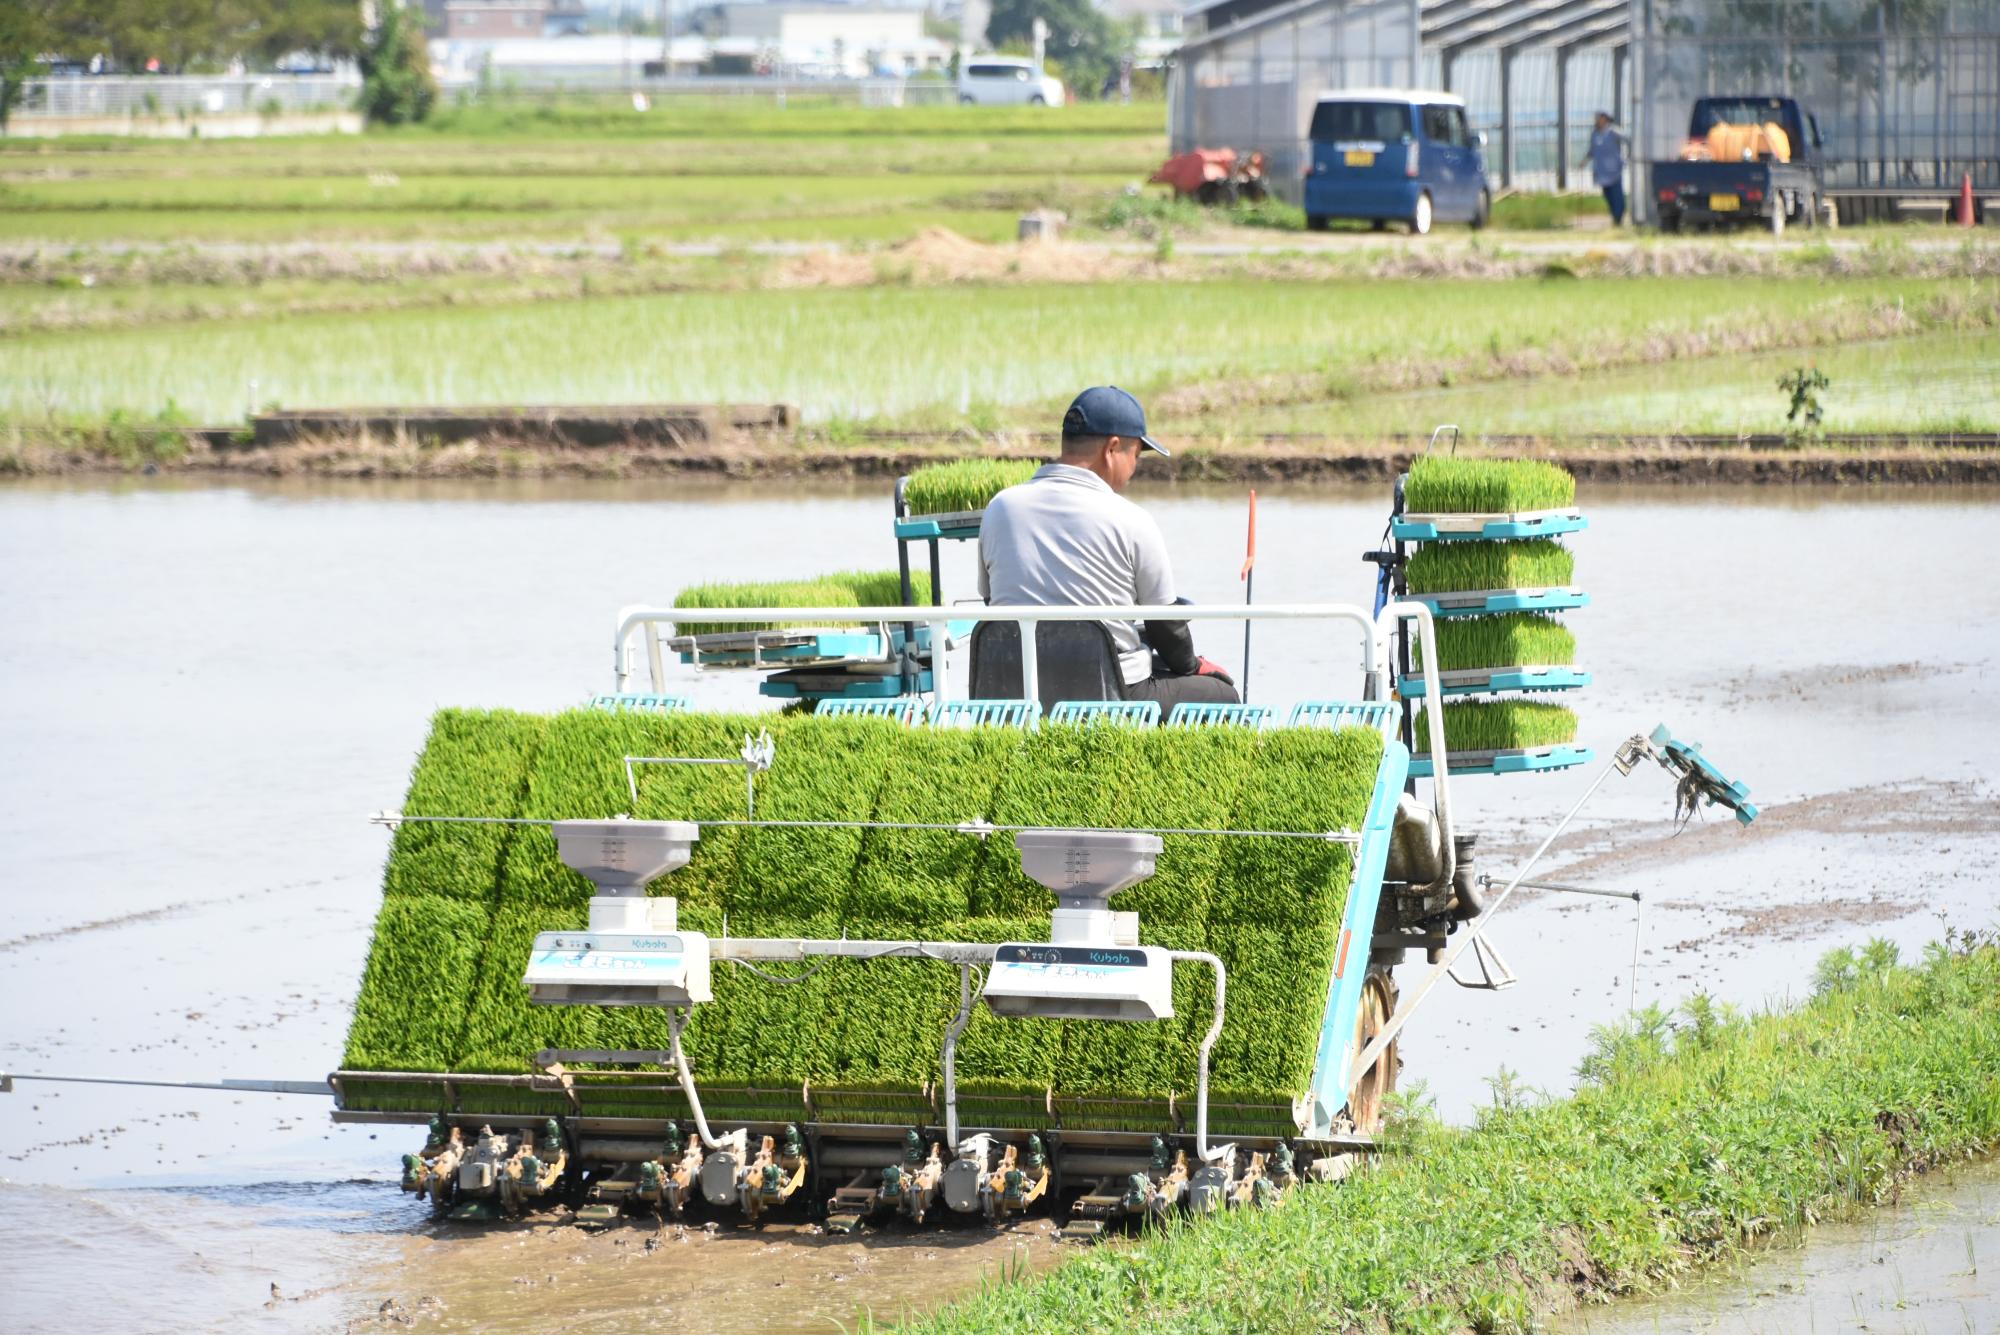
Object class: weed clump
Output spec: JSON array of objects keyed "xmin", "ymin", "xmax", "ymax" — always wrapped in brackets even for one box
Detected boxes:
[
  {"xmin": 904, "ymin": 459, "xmax": 1039, "ymax": 516},
  {"xmin": 1404, "ymin": 539, "xmax": 1575, "ymax": 593},
  {"xmin": 1416, "ymin": 700, "xmax": 1578, "ymax": 753},
  {"xmin": 1404, "ymin": 456, "xmax": 1576, "ymax": 513}
]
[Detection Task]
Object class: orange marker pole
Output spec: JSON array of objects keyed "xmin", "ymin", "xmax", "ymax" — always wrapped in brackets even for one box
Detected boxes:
[{"xmin": 1240, "ymin": 489, "xmax": 1258, "ymax": 700}]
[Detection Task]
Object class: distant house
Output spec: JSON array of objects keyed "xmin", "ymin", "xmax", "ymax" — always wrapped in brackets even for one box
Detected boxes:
[
  {"xmin": 710, "ymin": 4, "xmax": 947, "ymax": 77},
  {"xmin": 1098, "ymin": 0, "xmax": 1183, "ymax": 62},
  {"xmin": 444, "ymin": 1, "xmax": 550, "ymax": 41}
]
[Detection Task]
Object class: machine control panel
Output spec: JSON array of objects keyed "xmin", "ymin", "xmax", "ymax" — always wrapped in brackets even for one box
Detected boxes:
[
  {"xmin": 982, "ymin": 942, "xmax": 1174, "ymax": 1022},
  {"xmin": 523, "ymin": 930, "xmax": 713, "ymax": 1006}
]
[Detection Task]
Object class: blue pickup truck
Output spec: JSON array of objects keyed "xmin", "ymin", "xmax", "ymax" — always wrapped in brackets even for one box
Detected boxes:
[
  {"xmin": 1652, "ymin": 95, "xmax": 1828, "ymax": 235},
  {"xmin": 1304, "ymin": 89, "xmax": 1490, "ymax": 235}
]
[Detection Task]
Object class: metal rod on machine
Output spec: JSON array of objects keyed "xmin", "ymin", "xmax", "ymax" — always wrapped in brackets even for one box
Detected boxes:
[
  {"xmin": 1380, "ymin": 598, "xmax": 1457, "ymax": 895},
  {"xmin": 1170, "ymin": 950, "xmax": 1229, "ymax": 1163},
  {"xmin": 1491, "ymin": 876, "xmax": 1641, "ymax": 903},
  {"xmin": 0, "ymin": 1072, "xmax": 332, "ymax": 1097},
  {"xmin": 1347, "ymin": 749, "xmax": 1627, "ymax": 1101},
  {"xmin": 667, "ymin": 1006, "xmax": 725, "ymax": 1150},
  {"xmin": 941, "ymin": 964, "xmax": 974, "ymax": 1146}
]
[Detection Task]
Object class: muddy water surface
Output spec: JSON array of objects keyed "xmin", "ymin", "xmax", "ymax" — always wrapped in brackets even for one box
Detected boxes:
[{"xmin": 2, "ymin": 477, "xmax": 1997, "ymax": 1333}]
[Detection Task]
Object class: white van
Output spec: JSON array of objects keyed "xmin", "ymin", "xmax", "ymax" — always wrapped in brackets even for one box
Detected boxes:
[{"xmin": 958, "ymin": 57, "xmax": 1065, "ymax": 107}]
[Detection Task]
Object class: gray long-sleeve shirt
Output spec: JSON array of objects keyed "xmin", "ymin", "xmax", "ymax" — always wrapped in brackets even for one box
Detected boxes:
[{"xmin": 977, "ymin": 463, "xmax": 1177, "ymax": 685}]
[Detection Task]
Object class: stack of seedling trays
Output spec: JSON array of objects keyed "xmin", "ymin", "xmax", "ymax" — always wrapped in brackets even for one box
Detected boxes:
[
  {"xmin": 1393, "ymin": 457, "xmax": 1592, "ymax": 779},
  {"xmin": 667, "ymin": 571, "xmax": 962, "ymax": 705},
  {"xmin": 892, "ymin": 459, "xmax": 1039, "ymax": 617}
]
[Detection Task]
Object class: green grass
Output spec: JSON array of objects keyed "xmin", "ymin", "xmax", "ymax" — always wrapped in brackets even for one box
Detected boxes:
[
  {"xmin": 1417, "ymin": 613, "xmax": 1576, "ymax": 672},
  {"xmin": 1403, "ymin": 539, "xmax": 1575, "ymax": 594},
  {"xmin": 904, "ymin": 459, "xmax": 1041, "ymax": 515},
  {"xmin": 897, "ymin": 936, "xmax": 2000, "ymax": 1334},
  {"xmin": 343, "ymin": 709, "xmax": 1388, "ymax": 1118},
  {"xmin": 1403, "ymin": 455, "xmax": 1576, "ymax": 513},
  {"xmin": 1490, "ymin": 191, "xmax": 1615, "ymax": 230},
  {"xmin": 1416, "ymin": 700, "xmax": 1578, "ymax": 753},
  {"xmin": 9, "ymin": 276, "xmax": 1976, "ymax": 430},
  {"xmin": 669, "ymin": 570, "xmax": 927, "ymax": 635}
]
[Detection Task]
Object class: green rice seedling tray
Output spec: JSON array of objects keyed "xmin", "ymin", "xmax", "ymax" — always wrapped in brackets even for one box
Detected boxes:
[
  {"xmin": 1392, "ymin": 510, "xmax": 1588, "ymax": 542},
  {"xmin": 1408, "ymin": 587, "xmax": 1591, "ymax": 618},
  {"xmin": 342, "ymin": 710, "xmax": 1407, "ymax": 1134},
  {"xmin": 1399, "ymin": 667, "xmax": 1592, "ymax": 698},
  {"xmin": 1409, "ymin": 745, "xmax": 1594, "ymax": 778},
  {"xmin": 760, "ymin": 669, "xmax": 932, "ymax": 701}
]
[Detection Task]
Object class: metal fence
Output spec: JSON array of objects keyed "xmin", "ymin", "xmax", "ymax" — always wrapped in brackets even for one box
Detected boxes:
[
  {"xmin": 1637, "ymin": 0, "xmax": 2000, "ymax": 200},
  {"xmin": 448, "ymin": 75, "xmax": 959, "ymax": 106},
  {"xmin": 14, "ymin": 75, "xmax": 359, "ymax": 121}
]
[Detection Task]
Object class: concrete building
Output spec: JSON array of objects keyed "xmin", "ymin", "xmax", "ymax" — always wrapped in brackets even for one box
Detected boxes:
[{"xmin": 711, "ymin": 4, "xmax": 946, "ymax": 76}]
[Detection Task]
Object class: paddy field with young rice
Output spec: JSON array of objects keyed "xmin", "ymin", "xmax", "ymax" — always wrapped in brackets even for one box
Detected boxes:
[
  {"xmin": 4, "ymin": 100, "xmax": 1999, "ymax": 468},
  {"xmin": 5, "ymin": 94, "xmax": 2000, "ymax": 1335}
]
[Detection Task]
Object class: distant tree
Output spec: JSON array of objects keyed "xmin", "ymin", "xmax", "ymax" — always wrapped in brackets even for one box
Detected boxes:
[
  {"xmin": 987, "ymin": 0, "xmax": 1130, "ymax": 100},
  {"xmin": 359, "ymin": 2, "xmax": 437, "ymax": 126},
  {"xmin": 0, "ymin": 4, "xmax": 55, "ymax": 130}
]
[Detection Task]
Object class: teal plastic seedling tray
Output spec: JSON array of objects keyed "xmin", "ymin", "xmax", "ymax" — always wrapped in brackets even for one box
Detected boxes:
[
  {"xmin": 1409, "ymin": 744, "xmax": 1593, "ymax": 778},
  {"xmin": 1399, "ymin": 667, "xmax": 1591, "ymax": 698},
  {"xmin": 674, "ymin": 621, "xmax": 969, "ymax": 670},
  {"xmin": 894, "ymin": 509, "xmax": 984, "ymax": 541},
  {"xmin": 1408, "ymin": 587, "xmax": 1590, "ymax": 619},
  {"xmin": 760, "ymin": 670, "xmax": 932, "ymax": 701},
  {"xmin": 1392, "ymin": 510, "xmax": 1588, "ymax": 542}
]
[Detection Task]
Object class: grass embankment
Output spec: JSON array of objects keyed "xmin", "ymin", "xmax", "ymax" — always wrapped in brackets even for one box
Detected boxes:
[
  {"xmin": 342, "ymin": 709, "xmax": 1386, "ymax": 1125},
  {"xmin": 898, "ymin": 936, "xmax": 2000, "ymax": 1334},
  {"xmin": 8, "ymin": 275, "xmax": 1989, "ymax": 434}
]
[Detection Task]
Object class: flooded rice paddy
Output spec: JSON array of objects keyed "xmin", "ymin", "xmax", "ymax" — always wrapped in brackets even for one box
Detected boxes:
[{"xmin": 2, "ymin": 477, "xmax": 1997, "ymax": 1333}]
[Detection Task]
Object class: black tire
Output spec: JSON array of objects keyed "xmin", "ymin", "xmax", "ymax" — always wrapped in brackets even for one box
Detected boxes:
[
  {"xmin": 1370, "ymin": 218, "xmax": 1389, "ymax": 232},
  {"xmin": 958, "ymin": 95, "xmax": 974, "ymax": 105},
  {"xmin": 1240, "ymin": 181, "xmax": 1268, "ymax": 204},
  {"xmin": 1470, "ymin": 188, "xmax": 1491, "ymax": 230},
  {"xmin": 1658, "ymin": 208, "xmax": 1682, "ymax": 234},
  {"xmin": 1306, "ymin": 213, "xmax": 1330, "ymax": 232},
  {"xmin": 1196, "ymin": 180, "xmax": 1220, "ymax": 206},
  {"xmin": 1029, "ymin": 95, "xmax": 1046, "ymax": 106}
]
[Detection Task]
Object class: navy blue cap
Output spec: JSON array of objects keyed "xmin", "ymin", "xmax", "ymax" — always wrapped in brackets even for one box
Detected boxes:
[{"xmin": 1061, "ymin": 386, "xmax": 1169, "ymax": 457}]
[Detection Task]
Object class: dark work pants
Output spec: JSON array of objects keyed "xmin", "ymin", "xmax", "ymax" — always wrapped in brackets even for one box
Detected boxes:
[
  {"xmin": 1123, "ymin": 672, "xmax": 1240, "ymax": 713},
  {"xmin": 1601, "ymin": 181, "xmax": 1627, "ymax": 225}
]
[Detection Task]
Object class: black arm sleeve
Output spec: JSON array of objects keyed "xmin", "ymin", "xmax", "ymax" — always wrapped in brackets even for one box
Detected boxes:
[{"xmin": 1141, "ymin": 618, "xmax": 1200, "ymax": 677}]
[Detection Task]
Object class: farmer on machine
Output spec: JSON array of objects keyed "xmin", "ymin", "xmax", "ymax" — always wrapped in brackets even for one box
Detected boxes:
[{"xmin": 977, "ymin": 386, "xmax": 1238, "ymax": 712}]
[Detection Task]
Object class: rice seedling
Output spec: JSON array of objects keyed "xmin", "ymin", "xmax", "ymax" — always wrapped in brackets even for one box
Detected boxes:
[
  {"xmin": 1416, "ymin": 613, "xmax": 1577, "ymax": 672},
  {"xmin": 897, "ymin": 939, "xmax": 2000, "ymax": 1335},
  {"xmin": 669, "ymin": 571, "xmax": 930, "ymax": 635},
  {"xmin": 904, "ymin": 459, "xmax": 1040, "ymax": 516},
  {"xmin": 670, "ymin": 578, "xmax": 858, "ymax": 637},
  {"xmin": 345, "ymin": 711, "xmax": 1393, "ymax": 1109},
  {"xmin": 381, "ymin": 709, "xmax": 548, "ymax": 903},
  {"xmin": 1403, "ymin": 539, "xmax": 1575, "ymax": 594},
  {"xmin": 1403, "ymin": 455, "xmax": 1576, "ymax": 513},
  {"xmin": 1415, "ymin": 700, "xmax": 1579, "ymax": 753}
]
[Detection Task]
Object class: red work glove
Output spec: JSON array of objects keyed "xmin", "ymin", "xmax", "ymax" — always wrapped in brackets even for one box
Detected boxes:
[{"xmin": 1195, "ymin": 657, "xmax": 1236, "ymax": 687}]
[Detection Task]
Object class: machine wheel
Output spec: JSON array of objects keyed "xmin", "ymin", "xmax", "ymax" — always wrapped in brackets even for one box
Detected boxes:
[
  {"xmin": 1348, "ymin": 967, "xmax": 1400, "ymax": 1135},
  {"xmin": 1470, "ymin": 188, "xmax": 1491, "ymax": 230},
  {"xmin": 1241, "ymin": 181, "xmax": 1268, "ymax": 203},
  {"xmin": 1658, "ymin": 207, "xmax": 1682, "ymax": 234},
  {"xmin": 1306, "ymin": 213, "xmax": 1330, "ymax": 232},
  {"xmin": 1029, "ymin": 95, "xmax": 1047, "ymax": 106},
  {"xmin": 1407, "ymin": 191, "xmax": 1433, "ymax": 236},
  {"xmin": 959, "ymin": 95, "xmax": 975, "ymax": 105}
]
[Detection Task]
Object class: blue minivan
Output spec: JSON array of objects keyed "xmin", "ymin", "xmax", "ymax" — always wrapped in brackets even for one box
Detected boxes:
[{"xmin": 1304, "ymin": 90, "xmax": 1490, "ymax": 234}]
